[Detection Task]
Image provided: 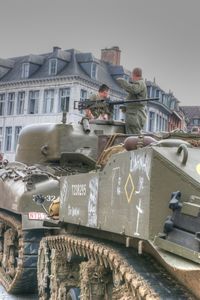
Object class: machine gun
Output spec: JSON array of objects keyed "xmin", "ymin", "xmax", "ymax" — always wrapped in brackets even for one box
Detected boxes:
[{"xmin": 77, "ymin": 97, "xmax": 160, "ymax": 111}]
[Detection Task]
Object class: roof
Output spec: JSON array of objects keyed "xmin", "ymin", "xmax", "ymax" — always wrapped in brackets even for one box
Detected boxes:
[
  {"xmin": 180, "ymin": 106, "xmax": 200, "ymax": 119},
  {"xmin": 0, "ymin": 48, "xmax": 123, "ymax": 93}
]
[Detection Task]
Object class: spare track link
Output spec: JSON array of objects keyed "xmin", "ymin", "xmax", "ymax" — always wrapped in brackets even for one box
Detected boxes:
[
  {"xmin": 0, "ymin": 211, "xmax": 44, "ymax": 294},
  {"xmin": 38, "ymin": 234, "xmax": 195, "ymax": 300}
]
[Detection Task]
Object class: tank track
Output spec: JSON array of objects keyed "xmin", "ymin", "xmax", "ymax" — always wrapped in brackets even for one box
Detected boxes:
[
  {"xmin": 0, "ymin": 211, "xmax": 44, "ymax": 294},
  {"xmin": 37, "ymin": 234, "xmax": 195, "ymax": 300}
]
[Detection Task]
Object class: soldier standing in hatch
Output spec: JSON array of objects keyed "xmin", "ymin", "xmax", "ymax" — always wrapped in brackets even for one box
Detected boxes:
[
  {"xmin": 117, "ymin": 68, "xmax": 147, "ymax": 134},
  {"xmin": 85, "ymin": 84, "xmax": 112, "ymax": 120}
]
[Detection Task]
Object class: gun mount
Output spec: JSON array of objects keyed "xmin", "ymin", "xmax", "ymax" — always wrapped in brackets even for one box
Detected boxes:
[{"xmin": 76, "ymin": 97, "xmax": 160, "ymax": 111}]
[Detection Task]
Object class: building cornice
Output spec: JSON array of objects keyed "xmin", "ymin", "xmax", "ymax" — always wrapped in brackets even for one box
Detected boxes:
[
  {"xmin": 0, "ymin": 75, "xmax": 79, "ymax": 88},
  {"xmin": 148, "ymin": 100, "xmax": 172, "ymax": 114},
  {"xmin": 0, "ymin": 74, "xmax": 124, "ymax": 96}
]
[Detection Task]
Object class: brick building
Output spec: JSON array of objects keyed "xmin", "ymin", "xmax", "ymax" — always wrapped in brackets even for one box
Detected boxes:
[
  {"xmin": 181, "ymin": 106, "xmax": 200, "ymax": 132},
  {"xmin": 146, "ymin": 81, "xmax": 185, "ymax": 133}
]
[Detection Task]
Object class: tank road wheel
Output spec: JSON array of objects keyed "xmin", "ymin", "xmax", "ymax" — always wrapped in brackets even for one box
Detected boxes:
[
  {"xmin": 38, "ymin": 238, "xmax": 81, "ymax": 300},
  {"xmin": 80, "ymin": 260, "xmax": 113, "ymax": 300},
  {"xmin": 66, "ymin": 288, "xmax": 80, "ymax": 300},
  {"xmin": 79, "ymin": 259, "xmax": 133, "ymax": 299},
  {"xmin": 0, "ymin": 211, "xmax": 42, "ymax": 294}
]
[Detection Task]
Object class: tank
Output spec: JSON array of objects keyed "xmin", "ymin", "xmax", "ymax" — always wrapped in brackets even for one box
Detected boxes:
[
  {"xmin": 0, "ymin": 118, "xmax": 125, "ymax": 294},
  {"xmin": 35, "ymin": 128, "xmax": 200, "ymax": 299},
  {"xmin": 1, "ymin": 116, "xmax": 200, "ymax": 298}
]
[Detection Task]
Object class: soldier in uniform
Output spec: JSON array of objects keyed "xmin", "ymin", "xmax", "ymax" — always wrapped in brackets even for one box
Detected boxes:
[
  {"xmin": 85, "ymin": 84, "xmax": 112, "ymax": 120},
  {"xmin": 117, "ymin": 68, "xmax": 147, "ymax": 134}
]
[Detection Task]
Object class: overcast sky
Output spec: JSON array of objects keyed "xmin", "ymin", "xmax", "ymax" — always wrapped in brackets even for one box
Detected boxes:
[{"xmin": 0, "ymin": 0, "xmax": 199, "ymax": 106}]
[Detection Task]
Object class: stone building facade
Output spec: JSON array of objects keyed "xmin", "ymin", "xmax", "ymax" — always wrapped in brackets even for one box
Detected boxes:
[
  {"xmin": 0, "ymin": 46, "xmax": 184, "ymax": 161},
  {"xmin": 0, "ymin": 47, "xmax": 127, "ymax": 161}
]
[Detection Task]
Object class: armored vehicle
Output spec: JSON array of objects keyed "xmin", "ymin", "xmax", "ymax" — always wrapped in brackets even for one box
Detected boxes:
[
  {"xmin": 33, "ymin": 123, "xmax": 200, "ymax": 299},
  {"xmin": 1, "ymin": 112, "xmax": 200, "ymax": 299},
  {"xmin": 0, "ymin": 118, "xmax": 125, "ymax": 294}
]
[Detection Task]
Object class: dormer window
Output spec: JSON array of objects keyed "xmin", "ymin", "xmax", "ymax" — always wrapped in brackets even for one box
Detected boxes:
[
  {"xmin": 21, "ymin": 63, "xmax": 30, "ymax": 78},
  {"xmin": 91, "ymin": 63, "xmax": 97, "ymax": 79},
  {"xmin": 170, "ymin": 99, "xmax": 175, "ymax": 110},
  {"xmin": 49, "ymin": 58, "xmax": 57, "ymax": 75},
  {"xmin": 156, "ymin": 89, "xmax": 161, "ymax": 99},
  {"xmin": 0, "ymin": 94, "xmax": 5, "ymax": 116},
  {"xmin": 193, "ymin": 118, "xmax": 200, "ymax": 125}
]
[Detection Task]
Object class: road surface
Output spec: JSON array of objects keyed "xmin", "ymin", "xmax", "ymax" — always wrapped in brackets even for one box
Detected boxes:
[{"xmin": 0, "ymin": 285, "xmax": 38, "ymax": 300}]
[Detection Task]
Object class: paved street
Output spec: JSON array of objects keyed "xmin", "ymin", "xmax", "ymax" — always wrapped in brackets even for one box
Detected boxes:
[{"xmin": 0, "ymin": 285, "xmax": 38, "ymax": 300}]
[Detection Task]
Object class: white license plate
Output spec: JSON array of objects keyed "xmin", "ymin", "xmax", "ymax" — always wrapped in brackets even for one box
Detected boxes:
[{"xmin": 28, "ymin": 212, "xmax": 48, "ymax": 220}]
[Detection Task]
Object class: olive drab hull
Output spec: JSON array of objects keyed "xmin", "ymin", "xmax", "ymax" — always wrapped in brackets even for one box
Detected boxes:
[
  {"xmin": 59, "ymin": 142, "xmax": 200, "ymax": 245},
  {"xmin": 0, "ymin": 119, "xmax": 127, "ymax": 295},
  {"xmin": 0, "ymin": 116, "xmax": 200, "ymax": 298},
  {"xmin": 55, "ymin": 137, "xmax": 200, "ymax": 299},
  {"xmin": 0, "ymin": 162, "xmax": 60, "ymax": 293},
  {"xmin": 0, "ymin": 162, "xmax": 60, "ymax": 220}
]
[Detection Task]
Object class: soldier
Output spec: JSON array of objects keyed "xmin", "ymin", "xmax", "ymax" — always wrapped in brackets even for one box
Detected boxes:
[
  {"xmin": 85, "ymin": 84, "xmax": 112, "ymax": 120},
  {"xmin": 117, "ymin": 68, "xmax": 147, "ymax": 134}
]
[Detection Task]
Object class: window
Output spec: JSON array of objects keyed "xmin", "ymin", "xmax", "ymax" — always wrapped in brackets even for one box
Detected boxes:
[
  {"xmin": 17, "ymin": 92, "xmax": 25, "ymax": 114},
  {"xmin": 156, "ymin": 114, "xmax": 159, "ymax": 131},
  {"xmin": 193, "ymin": 118, "xmax": 200, "ymax": 125},
  {"xmin": 5, "ymin": 127, "xmax": 12, "ymax": 152},
  {"xmin": 7, "ymin": 93, "xmax": 15, "ymax": 115},
  {"xmin": 21, "ymin": 63, "xmax": 30, "ymax": 78},
  {"xmin": 43, "ymin": 90, "xmax": 54, "ymax": 113},
  {"xmin": 163, "ymin": 95, "xmax": 168, "ymax": 106},
  {"xmin": 0, "ymin": 94, "xmax": 5, "ymax": 116},
  {"xmin": 159, "ymin": 116, "xmax": 162, "ymax": 130},
  {"xmin": 156, "ymin": 89, "xmax": 160, "ymax": 98},
  {"xmin": 59, "ymin": 88, "xmax": 70, "ymax": 112},
  {"xmin": 49, "ymin": 59, "xmax": 57, "ymax": 75},
  {"xmin": 79, "ymin": 89, "xmax": 87, "ymax": 114},
  {"xmin": 113, "ymin": 105, "xmax": 119, "ymax": 120},
  {"xmin": 80, "ymin": 89, "xmax": 87, "ymax": 102},
  {"xmin": 170, "ymin": 100, "xmax": 175, "ymax": 110},
  {"xmin": 151, "ymin": 87, "xmax": 156, "ymax": 98},
  {"xmin": 161, "ymin": 94, "xmax": 165, "ymax": 104},
  {"xmin": 162, "ymin": 119, "xmax": 165, "ymax": 131},
  {"xmin": 91, "ymin": 63, "xmax": 97, "ymax": 79},
  {"xmin": 0, "ymin": 127, "xmax": 3, "ymax": 152},
  {"xmin": 28, "ymin": 91, "xmax": 39, "ymax": 114},
  {"xmin": 164, "ymin": 118, "xmax": 167, "ymax": 131},
  {"xmin": 149, "ymin": 111, "xmax": 155, "ymax": 132},
  {"xmin": 14, "ymin": 126, "xmax": 22, "ymax": 150},
  {"xmin": 147, "ymin": 86, "xmax": 151, "ymax": 98}
]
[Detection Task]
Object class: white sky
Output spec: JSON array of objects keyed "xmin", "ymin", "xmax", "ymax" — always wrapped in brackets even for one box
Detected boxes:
[{"xmin": 0, "ymin": 0, "xmax": 199, "ymax": 105}]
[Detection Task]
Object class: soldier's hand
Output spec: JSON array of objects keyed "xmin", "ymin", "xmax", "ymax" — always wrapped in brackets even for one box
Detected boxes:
[
  {"xmin": 119, "ymin": 105, "xmax": 126, "ymax": 113},
  {"xmin": 85, "ymin": 109, "xmax": 94, "ymax": 119}
]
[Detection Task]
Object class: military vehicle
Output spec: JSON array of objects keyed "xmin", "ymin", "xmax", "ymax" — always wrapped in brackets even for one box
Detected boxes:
[
  {"xmin": 1, "ymin": 105, "xmax": 200, "ymax": 298},
  {"xmin": 0, "ymin": 116, "xmax": 127, "ymax": 294},
  {"xmin": 31, "ymin": 120, "xmax": 200, "ymax": 299}
]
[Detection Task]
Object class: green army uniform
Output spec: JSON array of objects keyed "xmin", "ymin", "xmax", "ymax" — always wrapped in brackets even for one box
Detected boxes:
[
  {"xmin": 117, "ymin": 78, "xmax": 147, "ymax": 134},
  {"xmin": 88, "ymin": 94, "xmax": 112, "ymax": 119}
]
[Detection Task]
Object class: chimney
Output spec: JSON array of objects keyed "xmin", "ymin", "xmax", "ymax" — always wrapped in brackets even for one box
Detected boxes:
[
  {"xmin": 53, "ymin": 46, "xmax": 61, "ymax": 54},
  {"xmin": 101, "ymin": 46, "xmax": 121, "ymax": 65}
]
